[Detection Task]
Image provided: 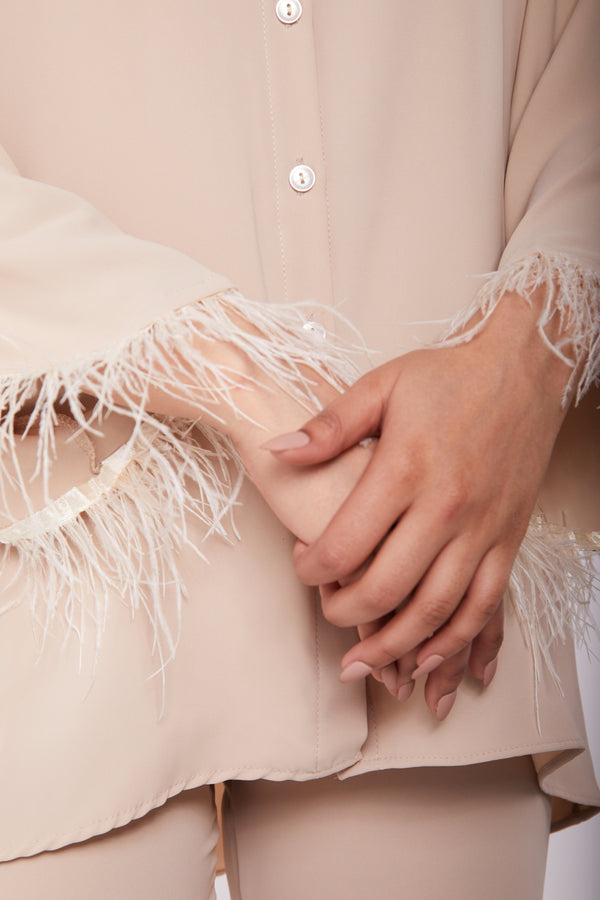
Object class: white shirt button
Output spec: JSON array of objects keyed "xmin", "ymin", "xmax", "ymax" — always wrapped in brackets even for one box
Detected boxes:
[
  {"xmin": 275, "ymin": 1, "xmax": 303, "ymax": 25},
  {"xmin": 289, "ymin": 164, "xmax": 316, "ymax": 192},
  {"xmin": 303, "ymin": 320, "xmax": 327, "ymax": 341}
]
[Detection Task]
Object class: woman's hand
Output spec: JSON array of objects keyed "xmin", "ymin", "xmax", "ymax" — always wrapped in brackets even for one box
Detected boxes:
[
  {"xmin": 140, "ymin": 314, "xmax": 375, "ymax": 546},
  {"xmin": 221, "ymin": 373, "xmax": 375, "ymax": 549},
  {"xmin": 263, "ymin": 291, "xmax": 574, "ymax": 718}
]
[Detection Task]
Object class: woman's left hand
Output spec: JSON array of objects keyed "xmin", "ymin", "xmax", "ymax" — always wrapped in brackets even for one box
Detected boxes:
[{"xmin": 265, "ymin": 291, "xmax": 573, "ymax": 718}]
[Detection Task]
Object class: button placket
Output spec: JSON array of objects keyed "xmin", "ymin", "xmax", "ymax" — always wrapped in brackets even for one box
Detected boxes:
[
  {"xmin": 261, "ymin": 0, "xmax": 334, "ymax": 309},
  {"xmin": 274, "ymin": 2, "xmax": 316, "ymax": 199}
]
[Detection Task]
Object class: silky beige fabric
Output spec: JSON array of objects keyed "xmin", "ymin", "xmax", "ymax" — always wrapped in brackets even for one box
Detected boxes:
[
  {"xmin": 0, "ymin": 761, "xmax": 552, "ymax": 900},
  {"xmin": 0, "ymin": 0, "xmax": 598, "ymax": 861}
]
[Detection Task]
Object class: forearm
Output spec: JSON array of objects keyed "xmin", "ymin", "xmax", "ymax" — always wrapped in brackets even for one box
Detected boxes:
[{"xmin": 128, "ymin": 311, "xmax": 372, "ymax": 545}]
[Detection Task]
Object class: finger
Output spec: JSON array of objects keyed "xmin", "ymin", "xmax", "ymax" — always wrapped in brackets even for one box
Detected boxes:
[
  {"xmin": 395, "ymin": 648, "xmax": 419, "ymax": 702},
  {"xmin": 293, "ymin": 439, "xmax": 417, "ymax": 585},
  {"xmin": 340, "ymin": 541, "xmax": 508, "ymax": 687},
  {"xmin": 331, "ymin": 527, "xmax": 476, "ymax": 644},
  {"xmin": 260, "ymin": 369, "xmax": 389, "ymax": 465},
  {"xmin": 296, "ymin": 485, "xmax": 447, "ymax": 600},
  {"xmin": 380, "ymin": 662, "xmax": 400, "ymax": 696},
  {"xmin": 338, "ymin": 536, "xmax": 498, "ymax": 676},
  {"xmin": 357, "ymin": 620, "xmax": 385, "ymax": 685},
  {"xmin": 358, "ymin": 620, "xmax": 418, "ymax": 701},
  {"xmin": 468, "ymin": 602, "xmax": 504, "ymax": 685},
  {"xmin": 412, "ymin": 547, "xmax": 509, "ymax": 669},
  {"xmin": 325, "ymin": 591, "xmax": 390, "ymax": 686},
  {"xmin": 422, "ymin": 647, "xmax": 471, "ymax": 720}
]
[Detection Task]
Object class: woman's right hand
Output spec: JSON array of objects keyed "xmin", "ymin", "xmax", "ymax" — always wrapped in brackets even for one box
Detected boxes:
[{"xmin": 230, "ymin": 385, "xmax": 375, "ymax": 548}]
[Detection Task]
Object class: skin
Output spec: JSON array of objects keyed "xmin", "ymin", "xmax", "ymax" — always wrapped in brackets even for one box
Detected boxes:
[
  {"xmin": 263, "ymin": 289, "xmax": 577, "ymax": 718},
  {"xmin": 141, "ymin": 334, "xmax": 374, "ymax": 548},
  {"xmin": 141, "ymin": 286, "xmax": 576, "ymax": 719}
]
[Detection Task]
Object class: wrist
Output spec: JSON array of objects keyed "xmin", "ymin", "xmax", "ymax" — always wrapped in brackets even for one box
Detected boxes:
[
  {"xmin": 225, "ymin": 373, "xmax": 341, "ymax": 454},
  {"xmin": 469, "ymin": 288, "xmax": 576, "ymax": 415}
]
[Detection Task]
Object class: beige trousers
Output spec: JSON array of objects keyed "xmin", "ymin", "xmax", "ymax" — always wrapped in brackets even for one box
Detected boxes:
[{"xmin": 1, "ymin": 758, "xmax": 551, "ymax": 900}]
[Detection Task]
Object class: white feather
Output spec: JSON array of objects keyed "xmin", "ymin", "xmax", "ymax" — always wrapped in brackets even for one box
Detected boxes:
[
  {"xmin": 437, "ymin": 251, "xmax": 600, "ymax": 406},
  {"xmin": 0, "ymin": 285, "xmax": 597, "ymax": 720}
]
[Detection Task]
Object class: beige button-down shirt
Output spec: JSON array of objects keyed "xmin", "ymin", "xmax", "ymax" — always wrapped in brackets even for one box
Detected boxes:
[{"xmin": 0, "ymin": 0, "xmax": 598, "ymax": 859}]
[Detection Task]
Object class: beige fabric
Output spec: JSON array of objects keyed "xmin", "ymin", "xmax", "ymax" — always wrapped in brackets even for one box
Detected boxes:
[
  {"xmin": 0, "ymin": 0, "xmax": 598, "ymax": 861},
  {"xmin": 223, "ymin": 760, "xmax": 552, "ymax": 900},
  {"xmin": 0, "ymin": 760, "xmax": 551, "ymax": 900},
  {"xmin": 0, "ymin": 788, "xmax": 220, "ymax": 900}
]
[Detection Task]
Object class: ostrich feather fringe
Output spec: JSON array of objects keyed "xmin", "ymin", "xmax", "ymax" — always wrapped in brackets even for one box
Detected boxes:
[
  {"xmin": 437, "ymin": 251, "xmax": 600, "ymax": 406},
  {"xmin": 0, "ymin": 290, "xmax": 365, "ymax": 710},
  {"xmin": 511, "ymin": 517, "xmax": 598, "ymax": 727},
  {"xmin": 0, "ymin": 420, "xmax": 244, "ymax": 714},
  {"xmin": 0, "ymin": 287, "xmax": 598, "ymax": 720},
  {"xmin": 0, "ymin": 288, "xmax": 363, "ymax": 521}
]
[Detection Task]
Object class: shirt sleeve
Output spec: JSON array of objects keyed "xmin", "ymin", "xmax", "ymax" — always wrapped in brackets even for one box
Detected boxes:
[
  {"xmin": 0, "ymin": 147, "xmax": 361, "ymax": 669},
  {"xmin": 0, "ymin": 144, "xmax": 360, "ymax": 469},
  {"xmin": 441, "ymin": 0, "xmax": 600, "ymax": 405}
]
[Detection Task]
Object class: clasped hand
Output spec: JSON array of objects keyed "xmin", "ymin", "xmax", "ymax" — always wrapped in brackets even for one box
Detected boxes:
[{"xmin": 263, "ymin": 297, "xmax": 570, "ymax": 720}]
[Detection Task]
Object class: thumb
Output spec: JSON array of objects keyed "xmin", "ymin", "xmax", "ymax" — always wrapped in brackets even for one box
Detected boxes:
[{"xmin": 261, "ymin": 370, "xmax": 384, "ymax": 465}]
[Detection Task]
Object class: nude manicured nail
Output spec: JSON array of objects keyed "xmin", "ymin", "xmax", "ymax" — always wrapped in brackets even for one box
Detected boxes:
[
  {"xmin": 436, "ymin": 691, "xmax": 457, "ymax": 721},
  {"xmin": 381, "ymin": 666, "xmax": 398, "ymax": 695},
  {"xmin": 260, "ymin": 431, "xmax": 310, "ymax": 452},
  {"xmin": 339, "ymin": 661, "xmax": 373, "ymax": 683},
  {"xmin": 483, "ymin": 657, "xmax": 498, "ymax": 688},
  {"xmin": 411, "ymin": 654, "xmax": 445, "ymax": 680},
  {"xmin": 396, "ymin": 682, "xmax": 415, "ymax": 703}
]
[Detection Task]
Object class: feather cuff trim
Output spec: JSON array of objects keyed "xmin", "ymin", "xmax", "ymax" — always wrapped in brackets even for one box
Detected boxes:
[
  {"xmin": 0, "ymin": 290, "xmax": 364, "ymax": 710},
  {"xmin": 438, "ymin": 252, "xmax": 600, "ymax": 405},
  {"xmin": 0, "ymin": 286, "xmax": 597, "ymax": 716},
  {"xmin": 512, "ymin": 517, "xmax": 598, "ymax": 724},
  {"xmin": 0, "ymin": 420, "xmax": 243, "ymax": 713},
  {"xmin": 0, "ymin": 288, "xmax": 363, "ymax": 521}
]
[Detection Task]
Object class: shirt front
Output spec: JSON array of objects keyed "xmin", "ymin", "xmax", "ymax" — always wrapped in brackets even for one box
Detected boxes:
[{"xmin": 0, "ymin": 0, "xmax": 598, "ymax": 858}]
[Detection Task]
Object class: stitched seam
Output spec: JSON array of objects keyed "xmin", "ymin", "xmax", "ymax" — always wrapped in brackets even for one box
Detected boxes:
[
  {"xmin": 260, "ymin": 0, "xmax": 288, "ymax": 302},
  {"xmin": 17, "ymin": 755, "xmax": 363, "ymax": 853},
  {"xmin": 10, "ymin": 740, "xmax": 597, "ymax": 860},
  {"xmin": 351, "ymin": 738, "xmax": 586, "ymax": 764},
  {"xmin": 317, "ymin": 75, "xmax": 335, "ymax": 310}
]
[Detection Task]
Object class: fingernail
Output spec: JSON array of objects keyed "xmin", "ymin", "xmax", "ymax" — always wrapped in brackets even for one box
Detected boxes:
[
  {"xmin": 260, "ymin": 431, "xmax": 310, "ymax": 452},
  {"xmin": 411, "ymin": 654, "xmax": 445, "ymax": 680},
  {"xmin": 396, "ymin": 681, "xmax": 415, "ymax": 703},
  {"xmin": 339, "ymin": 661, "xmax": 373, "ymax": 683},
  {"xmin": 381, "ymin": 666, "xmax": 398, "ymax": 695},
  {"xmin": 436, "ymin": 691, "xmax": 457, "ymax": 721},
  {"xmin": 482, "ymin": 658, "xmax": 498, "ymax": 688}
]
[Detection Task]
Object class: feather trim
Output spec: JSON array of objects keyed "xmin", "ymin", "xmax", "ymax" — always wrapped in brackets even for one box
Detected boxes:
[
  {"xmin": 0, "ymin": 286, "xmax": 597, "ymax": 718},
  {"xmin": 511, "ymin": 516, "xmax": 599, "ymax": 730},
  {"xmin": 0, "ymin": 288, "xmax": 364, "ymax": 521},
  {"xmin": 0, "ymin": 419, "xmax": 243, "ymax": 716},
  {"xmin": 437, "ymin": 251, "xmax": 600, "ymax": 405},
  {"xmin": 512, "ymin": 518, "xmax": 598, "ymax": 663},
  {"xmin": 434, "ymin": 249, "xmax": 599, "ymax": 715},
  {"xmin": 0, "ymin": 289, "xmax": 365, "ymax": 710}
]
